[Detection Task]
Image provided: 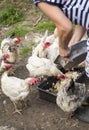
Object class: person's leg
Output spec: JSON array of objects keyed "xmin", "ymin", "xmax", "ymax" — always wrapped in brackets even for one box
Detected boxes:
[
  {"xmin": 38, "ymin": 2, "xmax": 73, "ymax": 57},
  {"xmin": 69, "ymin": 25, "xmax": 86, "ymax": 47}
]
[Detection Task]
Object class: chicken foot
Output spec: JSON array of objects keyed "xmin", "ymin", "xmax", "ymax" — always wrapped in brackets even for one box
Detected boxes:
[{"xmin": 12, "ymin": 102, "xmax": 22, "ymax": 115}]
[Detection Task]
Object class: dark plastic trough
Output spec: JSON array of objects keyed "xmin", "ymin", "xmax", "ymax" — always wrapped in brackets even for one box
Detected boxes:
[
  {"xmin": 37, "ymin": 71, "xmax": 86, "ymax": 103},
  {"xmin": 37, "ymin": 71, "xmax": 89, "ymax": 123}
]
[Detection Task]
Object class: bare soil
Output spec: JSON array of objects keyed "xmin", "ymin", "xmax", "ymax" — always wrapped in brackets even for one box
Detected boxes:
[{"xmin": 0, "ymin": 1, "xmax": 89, "ymax": 130}]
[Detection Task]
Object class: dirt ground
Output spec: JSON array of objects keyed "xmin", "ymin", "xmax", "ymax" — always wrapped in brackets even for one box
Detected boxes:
[
  {"xmin": 0, "ymin": 1, "xmax": 89, "ymax": 130},
  {"xmin": 0, "ymin": 57, "xmax": 89, "ymax": 130}
]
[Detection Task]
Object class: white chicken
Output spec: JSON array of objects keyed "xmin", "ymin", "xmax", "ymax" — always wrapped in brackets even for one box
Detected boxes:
[
  {"xmin": 32, "ymin": 30, "xmax": 49, "ymax": 58},
  {"xmin": 26, "ymin": 55, "xmax": 63, "ymax": 78},
  {"xmin": 46, "ymin": 37, "xmax": 59, "ymax": 62},
  {"xmin": 4, "ymin": 45, "xmax": 19, "ymax": 64},
  {"xmin": 0, "ymin": 49, "xmax": 3, "ymax": 60},
  {"xmin": 0, "ymin": 52, "xmax": 12, "ymax": 75},
  {"xmin": 56, "ymin": 78, "xmax": 86, "ymax": 113},
  {"xmin": 1, "ymin": 71, "xmax": 39, "ymax": 114},
  {"xmin": 44, "ymin": 28, "xmax": 58, "ymax": 44},
  {"xmin": 0, "ymin": 49, "xmax": 10, "ymax": 61},
  {"xmin": 0, "ymin": 61, "xmax": 13, "ymax": 75},
  {"xmin": 33, "ymin": 28, "xmax": 58, "ymax": 45},
  {"xmin": 1, "ymin": 33, "xmax": 21, "ymax": 52},
  {"xmin": 32, "ymin": 28, "xmax": 58, "ymax": 58},
  {"xmin": 1, "ymin": 33, "xmax": 21, "ymax": 64}
]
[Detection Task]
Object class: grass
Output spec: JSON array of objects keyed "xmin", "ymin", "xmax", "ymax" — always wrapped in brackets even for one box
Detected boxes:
[
  {"xmin": 3, "ymin": 21, "xmax": 56, "ymax": 58},
  {"xmin": 34, "ymin": 21, "xmax": 55, "ymax": 32},
  {"xmin": 0, "ymin": 6, "xmax": 56, "ymax": 58},
  {"xmin": 20, "ymin": 46, "xmax": 32, "ymax": 58},
  {"xmin": 7, "ymin": 26, "xmax": 31, "ymax": 37},
  {"xmin": 0, "ymin": 6, "xmax": 24, "ymax": 25},
  {"xmin": 20, "ymin": 41, "xmax": 35, "ymax": 58}
]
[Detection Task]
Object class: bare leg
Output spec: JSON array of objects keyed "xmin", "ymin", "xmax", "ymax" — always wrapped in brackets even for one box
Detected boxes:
[
  {"xmin": 69, "ymin": 25, "xmax": 86, "ymax": 47},
  {"xmin": 38, "ymin": 2, "xmax": 73, "ymax": 57}
]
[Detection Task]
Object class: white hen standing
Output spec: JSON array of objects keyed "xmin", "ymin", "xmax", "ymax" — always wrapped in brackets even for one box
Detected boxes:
[
  {"xmin": 26, "ymin": 55, "xmax": 63, "ymax": 78},
  {"xmin": 1, "ymin": 33, "xmax": 21, "ymax": 52},
  {"xmin": 44, "ymin": 28, "xmax": 58, "ymax": 44},
  {"xmin": 1, "ymin": 34, "xmax": 21, "ymax": 64},
  {"xmin": 46, "ymin": 37, "xmax": 59, "ymax": 62},
  {"xmin": 32, "ymin": 30, "xmax": 49, "ymax": 58},
  {"xmin": 4, "ymin": 45, "xmax": 19, "ymax": 64},
  {"xmin": 1, "ymin": 71, "xmax": 39, "ymax": 114},
  {"xmin": 33, "ymin": 28, "xmax": 59, "ymax": 62},
  {"xmin": 32, "ymin": 28, "xmax": 58, "ymax": 59}
]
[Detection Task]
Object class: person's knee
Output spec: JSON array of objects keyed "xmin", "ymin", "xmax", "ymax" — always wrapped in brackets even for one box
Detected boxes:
[
  {"xmin": 61, "ymin": 23, "xmax": 72, "ymax": 34},
  {"xmin": 65, "ymin": 24, "xmax": 73, "ymax": 34},
  {"xmin": 57, "ymin": 22, "xmax": 73, "ymax": 37}
]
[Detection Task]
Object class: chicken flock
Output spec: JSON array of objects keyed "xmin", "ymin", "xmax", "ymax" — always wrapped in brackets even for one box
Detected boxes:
[
  {"xmin": 0, "ymin": 28, "xmax": 87, "ymax": 115},
  {"xmin": 0, "ymin": 33, "xmax": 39, "ymax": 114}
]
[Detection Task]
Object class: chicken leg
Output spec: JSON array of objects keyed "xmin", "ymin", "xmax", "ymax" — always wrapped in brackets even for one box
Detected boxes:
[{"xmin": 12, "ymin": 102, "xmax": 22, "ymax": 115}]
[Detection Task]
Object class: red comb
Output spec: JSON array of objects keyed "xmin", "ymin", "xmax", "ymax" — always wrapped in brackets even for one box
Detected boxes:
[
  {"xmin": 44, "ymin": 42, "xmax": 51, "ymax": 48},
  {"xmin": 29, "ymin": 78, "xmax": 39, "ymax": 85},
  {"xmin": 13, "ymin": 37, "xmax": 21, "ymax": 44},
  {"xmin": 3, "ymin": 54, "xmax": 10, "ymax": 61},
  {"xmin": 65, "ymin": 68, "xmax": 72, "ymax": 72},
  {"xmin": 5, "ymin": 64, "xmax": 13, "ymax": 70},
  {"xmin": 56, "ymin": 74, "xmax": 68, "ymax": 80},
  {"xmin": 17, "ymin": 37, "xmax": 21, "ymax": 43}
]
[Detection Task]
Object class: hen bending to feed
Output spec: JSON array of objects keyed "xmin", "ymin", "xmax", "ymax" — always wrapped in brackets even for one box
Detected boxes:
[
  {"xmin": 56, "ymin": 78, "xmax": 86, "ymax": 114},
  {"xmin": 1, "ymin": 70, "xmax": 39, "ymax": 114},
  {"xmin": 26, "ymin": 55, "xmax": 63, "ymax": 79}
]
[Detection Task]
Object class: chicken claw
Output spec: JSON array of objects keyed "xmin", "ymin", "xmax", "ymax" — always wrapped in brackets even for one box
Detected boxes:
[
  {"xmin": 13, "ymin": 109, "xmax": 22, "ymax": 115},
  {"xmin": 12, "ymin": 102, "xmax": 22, "ymax": 115},
  {"xmin": 29, "ymin": 78, "xmax": 39, "ymax": 85}
]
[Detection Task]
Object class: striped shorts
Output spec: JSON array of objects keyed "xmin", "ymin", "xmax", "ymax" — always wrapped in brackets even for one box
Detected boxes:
[
  {"xmin": 62, "ymin": 0, "xmax": 89, "ymax": 29},
  {"xmin": 33, "ymin": 0, "xmax": 66, "ymax": 6},
  {"xmin": 34, "ymin": 0, "xmax": 89, "ymax": 29}
]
